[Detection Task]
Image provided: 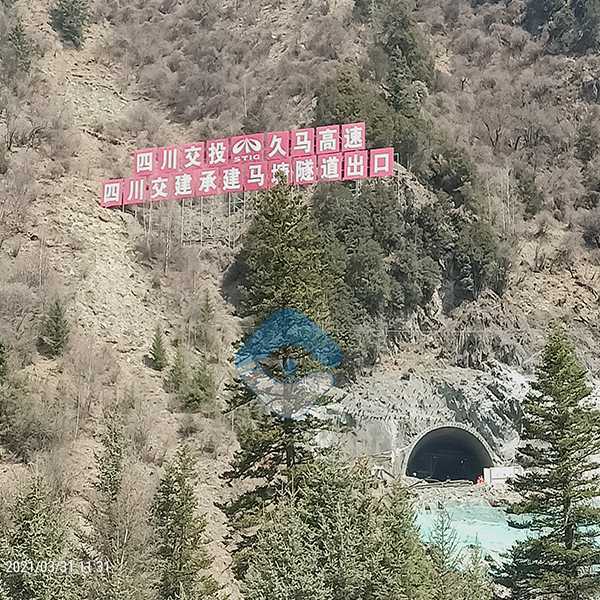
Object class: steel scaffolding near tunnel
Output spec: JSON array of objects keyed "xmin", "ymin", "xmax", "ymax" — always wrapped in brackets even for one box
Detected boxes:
[{"xmin": 405, "ymin": 425, "xmax": 494, "ymax": 483}]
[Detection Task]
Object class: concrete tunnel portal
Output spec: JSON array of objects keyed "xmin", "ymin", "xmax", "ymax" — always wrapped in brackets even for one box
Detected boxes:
[{"xmin": 405, "ymin": 426, "xmax": 494, "ymax": 483}]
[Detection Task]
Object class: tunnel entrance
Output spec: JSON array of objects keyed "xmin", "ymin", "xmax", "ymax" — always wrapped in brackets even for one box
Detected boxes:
[{"xmin": 406, "ymin": 426, "xmax": 493, "ymax": 483}]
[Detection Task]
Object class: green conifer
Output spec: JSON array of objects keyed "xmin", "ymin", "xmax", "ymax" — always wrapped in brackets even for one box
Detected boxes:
[
  {"xmin": 238, "ymin": 178, "xmax": 332, "ymax": 326},
  {"xmin": 461, "ymin": 549, "xmax": 493, "ymax": 600},
  {"xmin": 0, "ymin": 475, "xmax": 79, "ymax": 599},
  {"xmin": 221, "ymin": 377, "xmax": 329, "ymax": 578},
  {"xmin": 496, "ymin": 326, "xmax": 600, "ymax": 598},
  {"xmin": 151, "ymin": 445, "xmax": 218, "ymax": 600},
  {"xmin": 94, "ymin": 409, "xmax": 125, "ymax": 507},
  {"xmin": 165, "ymin": 345, "xmax": 187, "ymax": 393},
  {"xmin": 39, "ymin": 299, "xmax": 69, "ymax": 357},
  {"xmin": 194, "ymin": 290, "xmax": 217, "ymax": 357},
  {"xmin": 8, "ymin": 18, "xmax": 33, "ymax": 72},
  {"xmin": 244, "ymin": 457, "xmax": 435, "ymax": 600},
  {"xmin": 150, "ymin": 325, "xmax": 168, "ymax": 371},
  {"xmin": 84, "ymin": 408, "xmax": 155, "ymax": 599},
  {"xmin": 181, "ymin": 360, "xmax": 215, "ymax": 413},
  {"xmin": 428, "ymin": 510, "xmax": 466, "ymax": 600}
]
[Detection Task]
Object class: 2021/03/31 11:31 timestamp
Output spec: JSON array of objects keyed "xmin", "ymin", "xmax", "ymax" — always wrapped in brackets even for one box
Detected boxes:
[{"xmin": 3, "ymin": 560, "xmax": 111, "ymax": 575}]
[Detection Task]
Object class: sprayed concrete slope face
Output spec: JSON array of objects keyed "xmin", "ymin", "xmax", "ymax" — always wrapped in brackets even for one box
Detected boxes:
[{"xmin": 324, "ymin": 358, "xmax": 527, "ymax": 471}]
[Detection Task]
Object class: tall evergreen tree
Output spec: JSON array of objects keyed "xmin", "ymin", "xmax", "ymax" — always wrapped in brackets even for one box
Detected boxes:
[
  {"xmin": 0, "ymin": 475, "xmax": 79, "ymax": 599},
  {"xmin": 425, "ymin": 510, "xmax": 493, "ymax": 600},
  {"xmin": 228, "ymin": 178, "xmax": 342, "ymax": 578},
  {"xmin": 496, "ymin": 327, "xmax": 600, "ymax": 599},
  {"xmin": 151, "ymin": 445, "xmax": 218, "ymax": 600},
  {"xmin": 461, "ymin": 549, "xmax": 493, "ymax": 600},
  {"xmin": 237, "ymin": 178, "xmax": 332, "ymax": 327},
  {"xmin": 221, "ymin": 377, "xmax": 329, "ymax": 578},
  {"xmin": 8, "ymin": 18, "xmax": 33, "ymax": 72},
  {"xmin": 428, "ymin": 509, "xmax": 464, "ymax": 600},
  {"xmin": 84, "ymin": 408, "xmax": 155, "ymax": 600},
  {"xmin": 165, "ymin": 345, "xmax": 188, "ymax": 394},
  {"xmin": 39, "ymin": 298, "xmax": 70, "ymax": 357},
  {"xmin": 95, "ymin": 410, "xmax": 125, "ymax": 503},
  {"xmin": 150, "ymin": 326, "xmax": 168, "ymax": 371},
  {"xmin": 181, "ymin": 360, "xmax": 215, "ymax": 414},
  {"xmin": 193, "ymin": 290, "xmax": 217, "ymax": 357},
  {"xmin": 372, "ymin": 0, "xmax": 434, "ymax": 86}
]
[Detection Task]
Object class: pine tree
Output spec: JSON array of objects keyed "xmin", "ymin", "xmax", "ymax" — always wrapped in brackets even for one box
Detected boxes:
[
  {"xmin": 49, "ymin": 0, "xmax": 89, "ymax": 48},
  {"xmin": 461, "ymin": 549, "xmax": 493, "ymax": 600},
  {"xmin": 90, "ymin": 409, "xmax": 126, "ymax": 547},
  {"xmin": 0, "ymin": 338, "xmax": 8, "ymax": 385},
  {"xmin": 194, "ymin": 290, "xmax": 217, "ymax": 357},
  {"xmin": 243, "ymin": 503, "xmax": 331, "ymax": 600},
  {"xmin": 244, "ymin": 457, "xmax": 437, "ymax": 600},
  {"xmin": 0, "ymin": 475, "xmax": 79, "ymax": 599},
  {"xmin": 39, "ymin": 298, "xmax": 69, "ymax": 357},
  {"xmin": 371, "ymin": 482, "xmax": 435, "ymax": 599},
  {"xmin": 227, "ymin": 180, "xmax": 341, "ymax": 578},
  {"xmin": 151, "ymin": 445, "xmax": 218, "ymax": 600},
  {"xmin": 8, "ymin": 18, "xmax": 33, "ymax": 72},
  {"xmin": 220, "ymin": 377, "xmax": 328, "ymax": 579},
  {"xmin": 496, "ymin": 327, "xmax": 600, "ymax": 599},
  {"xmin": 237, "ymin": 178, "xmax": 332, "ymax": 326},
  {"xmin": 428, "ymin": 510, "xmax": 467, "ymax": 600},
  {"xmin": 84, "ymin": 408, "xmax": 155, "ymax": 600},
  {"xmin": 150, "ymin": 325, "xmax": 168, "ymax": 371},
  {"xmin": 181, "ymin": 360, "xmax": 215, "ymax": 413},
  {"xmin": 165, "ymin": 345, "xmax": 187, "ymax": 393},
  {"xmin": 372, "ymin": 0, "xmax": 434, "ymax": 86}
]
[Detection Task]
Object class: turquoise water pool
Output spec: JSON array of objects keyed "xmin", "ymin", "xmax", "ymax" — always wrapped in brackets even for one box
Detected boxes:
[{"xmin": 416, "ymin": 502, "xmax": 531, "ymax": 561}]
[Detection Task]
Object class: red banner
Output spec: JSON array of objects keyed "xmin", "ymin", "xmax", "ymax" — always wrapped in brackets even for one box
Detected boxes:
[{"xmin": 102, "ymin": 123, "xmax": 393, "ymax": 207}]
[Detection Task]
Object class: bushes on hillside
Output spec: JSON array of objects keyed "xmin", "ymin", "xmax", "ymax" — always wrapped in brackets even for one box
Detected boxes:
[
  {"xmin": 0, "ymin": 375, "xmax": 74, "ymax": 461},
  {"xmin": 50, "ymin": 0, "xmax": 89, "ymax": 48}
]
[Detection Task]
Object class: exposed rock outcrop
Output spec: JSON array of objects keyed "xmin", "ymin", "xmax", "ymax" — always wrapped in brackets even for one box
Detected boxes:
[{"xmin": 326, "ymin": 357, "xmax": 528, "ymax": 471}]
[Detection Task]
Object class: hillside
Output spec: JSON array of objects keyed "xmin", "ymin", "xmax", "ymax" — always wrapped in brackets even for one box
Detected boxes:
[
  {"xmin": 1, "ymin": 0, "xmax": 600, "ymax": 598},
  {"xmin": 1, "ymin": 0, "xmax": 242, "ymax": 594}
]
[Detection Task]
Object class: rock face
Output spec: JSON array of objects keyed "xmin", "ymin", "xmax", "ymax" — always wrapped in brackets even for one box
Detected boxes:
[{"xmin": 326, "ymin": 358, "xmax": 529, "ymax": 472}]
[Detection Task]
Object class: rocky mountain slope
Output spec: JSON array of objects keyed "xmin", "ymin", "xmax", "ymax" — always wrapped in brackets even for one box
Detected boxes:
[{"xmin": 3, "ymin": 0, "xmax": 600, "ymax": 596}]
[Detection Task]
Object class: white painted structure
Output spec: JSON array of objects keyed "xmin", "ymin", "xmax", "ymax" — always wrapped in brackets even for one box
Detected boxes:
[{"xmin": 483, "ymin": 466, "xmax": 523, "ymax": 487}]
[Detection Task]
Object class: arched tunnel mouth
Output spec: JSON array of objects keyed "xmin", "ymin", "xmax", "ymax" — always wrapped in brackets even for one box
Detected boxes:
[{"xmin": 406, "ymin": 427, "xmax": 494, "ymax": 483}]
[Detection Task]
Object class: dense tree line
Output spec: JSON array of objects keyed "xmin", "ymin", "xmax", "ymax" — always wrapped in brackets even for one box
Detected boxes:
[
  {"xmin": 225, "ymin": 174, "xmax": 600, "ymax": 598},
  {"xmin": 233, "ymin": 168, "xmax": 508, "ymax": 372},
  {"xmin": 243, "ymin": 457, "xmax": 493, "ymax": 600}
]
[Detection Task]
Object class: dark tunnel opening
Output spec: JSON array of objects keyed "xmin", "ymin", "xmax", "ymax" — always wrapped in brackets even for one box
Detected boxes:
[{"xmin": 406, "ymin": 427, "xmax": 494, "ymax": 483}]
